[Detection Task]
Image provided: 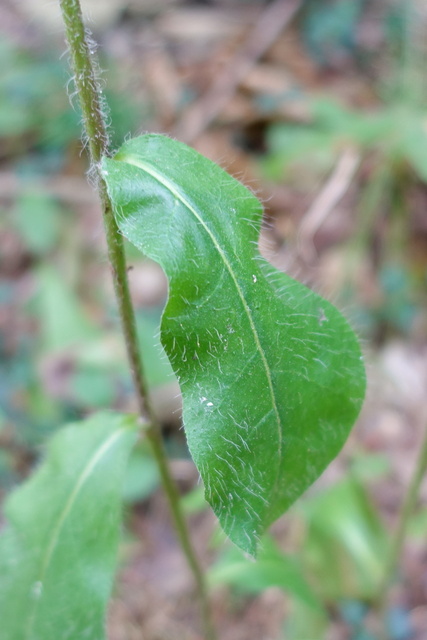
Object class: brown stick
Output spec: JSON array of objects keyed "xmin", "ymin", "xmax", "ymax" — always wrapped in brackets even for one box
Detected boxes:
[{"xmin": 298, "ymin": 148, "xmax": 361, "ymax": 262}]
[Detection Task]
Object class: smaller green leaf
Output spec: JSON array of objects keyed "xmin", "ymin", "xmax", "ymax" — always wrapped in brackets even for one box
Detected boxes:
[{"xmin": 0, "ymin": 411, "xmax": 138, "ymax": 640}]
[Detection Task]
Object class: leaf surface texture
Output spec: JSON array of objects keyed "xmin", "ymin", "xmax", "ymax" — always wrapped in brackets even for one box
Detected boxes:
[{"xmin": 103, "ymin": 135, "xmax": 365, "ymax": 554}]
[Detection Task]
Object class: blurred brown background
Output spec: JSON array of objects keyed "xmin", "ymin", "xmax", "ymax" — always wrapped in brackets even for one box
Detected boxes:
[{"xmin": 1, "ymin": 1, "xmax": 427, "ymax": 638}]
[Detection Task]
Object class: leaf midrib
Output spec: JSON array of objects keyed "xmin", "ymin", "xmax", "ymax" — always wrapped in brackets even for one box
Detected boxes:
[
  {"xmin": 25, "ymin": 426, "xmax": 128, "ymax": 638},
  {"xmin": 114, "ymin": 153, "xmax": 282, "ymax": 502}
]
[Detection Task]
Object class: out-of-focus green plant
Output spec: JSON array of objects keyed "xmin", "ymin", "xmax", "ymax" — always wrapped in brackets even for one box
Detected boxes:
[
  {"xmin": 262, "ymin": 3, "xmax": 427, "ymax": 340},
  {"xmin": 207, "ymin": 469, "xmax": 391, "ymax": 639},
  {"xmin": 262, "ymin": 94, "xmax": 426, "ymax": 337},
  {"xmin": 209, "ymin": 536, "xmax": 322, "ymax": 610},
  {"xmin": 263, "ymin": 97, "xmax": 427, "ymax": 184},
  {"xmin": 300, "ymin": 0, "xmax": 367, "ymax": 67},
  {"xmin": 300, "ymin": 478, "xmax": 387, "ymax": 602},
  {"xmin": 0, "ymin": 37, "xmax": 140, "ymax": 156}
]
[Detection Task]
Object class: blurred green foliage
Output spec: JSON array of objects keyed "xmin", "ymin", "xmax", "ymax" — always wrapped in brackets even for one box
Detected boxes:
[
  {"xmin": 301, "ymin": 479, "xmax": 387, "ymax": 601},
  {"xmin": 263, "ymin": 98, "xmax": 427, "ymax": 183},
  {"xmin": 262, "ymin": 92, "xmax": 427, "ymax": 339},
  {"xmin": 0, "ymin": 39, "xmax": 78, "ymax": 148},
  {"xmin": 208, "ymin": 471, "xmax": 390, "ymax": 639},
  {"xmin": 13, "ymin": 191, "xmax": 63, "ymax": 256},
  {"xmin": 256, "ymin": 2, "xmax": 427, "ymax": 345},
  {"xmin": 0, "ymin": 37, "xmax": 140, "ymax": 160},
  {"xmin": 209, "ymin": 536, "xmax": 322, "ymax": 610},
  {"xmin": 301, "ymin": 0, "xmax": 367, "ymax": 66}
]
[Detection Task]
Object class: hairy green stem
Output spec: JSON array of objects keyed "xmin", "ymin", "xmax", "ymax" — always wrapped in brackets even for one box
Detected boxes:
[
  {"xmin": 58, "ymin": 2, "xmax": 216, "ymax": 638},
  {"xmin": 378, "ymin": 420, "xmax": 427, "ymax": 633}
]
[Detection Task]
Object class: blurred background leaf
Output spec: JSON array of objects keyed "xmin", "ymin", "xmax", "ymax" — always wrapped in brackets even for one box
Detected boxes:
[{"xmin": 0, "ymin": 412, "xmax": 138, "ymax": 640}]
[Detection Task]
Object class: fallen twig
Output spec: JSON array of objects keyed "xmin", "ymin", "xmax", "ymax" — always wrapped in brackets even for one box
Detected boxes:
[{"xmin": 297, "ymin": 148, "xmax": 361, "ymax": 262}]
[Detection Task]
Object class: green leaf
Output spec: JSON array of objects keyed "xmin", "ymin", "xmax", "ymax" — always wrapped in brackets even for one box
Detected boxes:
[
  {"xmin": 0, "ymin": 411, "xmax": 138, "ymax": 640},
  {"xmin": 102, "ymin": 134, "xmax": 366, "ymax": 554}
]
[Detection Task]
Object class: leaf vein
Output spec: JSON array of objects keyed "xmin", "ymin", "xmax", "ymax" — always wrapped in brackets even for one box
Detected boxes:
[{"xmin": 117, "ymin": 154, "xmax": 283, "ymax": 491}]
